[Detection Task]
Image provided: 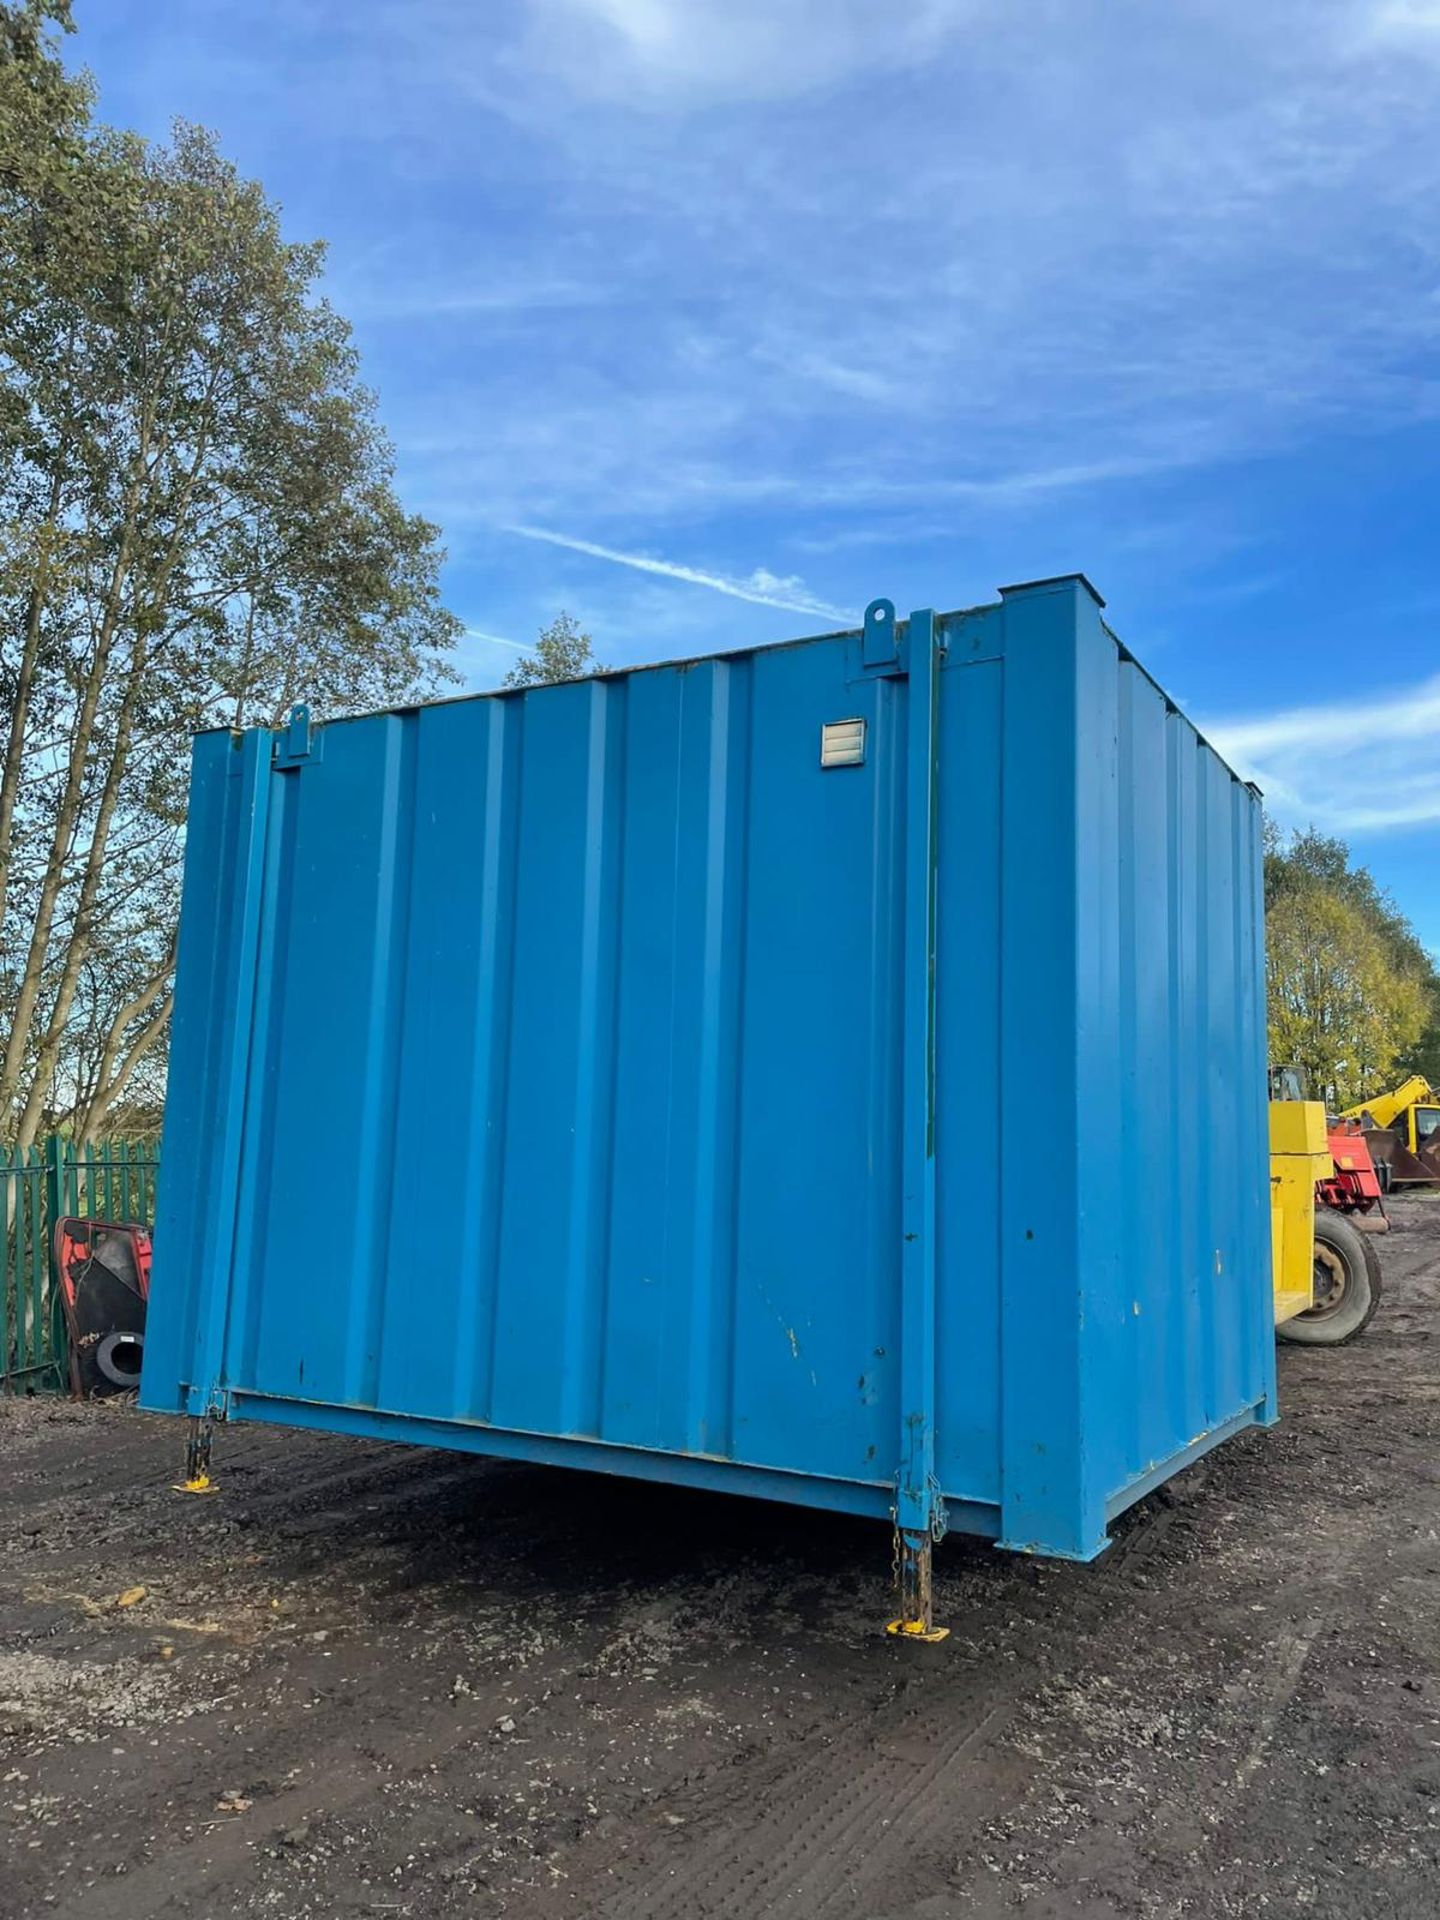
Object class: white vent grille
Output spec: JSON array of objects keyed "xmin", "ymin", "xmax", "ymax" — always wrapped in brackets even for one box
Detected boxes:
[{"xmin": 820, "ymin": 718, "xmax": 866, "ymax": 768}]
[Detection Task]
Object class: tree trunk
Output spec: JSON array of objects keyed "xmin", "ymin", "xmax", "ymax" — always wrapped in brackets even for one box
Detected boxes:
[
  {"xmin": 76, "ymin": 980, "xmax": 172, "ymax": 1145},
  {"xmin": 14, "ymin": 631, "xmax": 150, "ymax": 1148},
  {"xmin": 0, "ymin": 462, "xmax": 68, "ymax": 939},
  {"xmin": 2, "ymin": 395, "xmax": 212, "ymax": 1137},
  {"xmin": 0, "ymin": 518, "xmax": 137, "ymax": 1129}
]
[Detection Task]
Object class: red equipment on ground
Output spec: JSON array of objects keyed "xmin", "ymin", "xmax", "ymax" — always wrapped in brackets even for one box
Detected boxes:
[
  {"xmin": 1318, "ymin": 1124, "xmax": 1388, "ymax": 1232},
  {"xmin": 52, "ymin": 1217, "xmax": 152, "ymax": 1397}
]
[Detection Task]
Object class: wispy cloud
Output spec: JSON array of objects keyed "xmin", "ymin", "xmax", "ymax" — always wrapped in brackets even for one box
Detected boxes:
[
  {"xmin": 463, "ymin": 626, "xmax": 529, "ymax": 651},
  {"xmin": 1206, "ymin": 675, "xmax": 1440, "ymax": 832},
  {"xmin": 504, "ymin": 524, "xmax": 856, "ymax": 622},
  {"xmin": 344, "ymin": 279, "xmax": 605, "ymax": 323}
]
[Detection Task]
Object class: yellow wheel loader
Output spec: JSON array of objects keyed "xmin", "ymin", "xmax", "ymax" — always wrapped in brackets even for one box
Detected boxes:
[{"xmin": 1270, "ymin": 1095, "xmax": 1383, "ymax": 1347}]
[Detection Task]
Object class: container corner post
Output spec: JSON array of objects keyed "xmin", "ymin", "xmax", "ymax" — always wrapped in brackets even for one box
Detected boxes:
[{"xmin": 886, "ymin": 604, "xmax": 948, "ymax": 1645}]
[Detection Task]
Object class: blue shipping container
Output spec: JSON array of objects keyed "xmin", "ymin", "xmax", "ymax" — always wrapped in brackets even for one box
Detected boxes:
[{"xmin": 143, "ymin": 575, "xmax": 1274, "ymax": 1616}]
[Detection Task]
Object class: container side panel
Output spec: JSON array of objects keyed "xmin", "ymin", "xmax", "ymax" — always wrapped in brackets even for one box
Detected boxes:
[
  {"xmin": 231, "ymin": 759, "xmax": 298, "ymax": 1394},
  {"xmin": 491, "ymin": 677, "xmax": 626, "ymax": 1437},
  {"xmin": 596, "ymin": 665, "xmax": 685, "ymax": 1448},
  {"xmin": 727, "ymin": 643, "xmax": 903, "ymax": 1482},
  {"xmin": 1236, "ymin": 784, "xmax": 1278, "ymax": 1417},
  {"xmin": 1077, "ymin": 660, "xmax": 1272, "ymax": 1514},
  {"xmin": 560, "ymin": 681, "xmax": 628, "ymax": 1439},
  {"xmin": 655, "ymin": 657, "xmax": 751, "ymax": 1458},
  {"xmin": 860, "ymin": 675, "xmax": 905, "ymax": 1473},
  {"xmin": 1113, "ymin": 669, "xmax": 1182, "ymax": 1482},
  {"xmin": 1201, "ymin": 746, "xmax": 1242, "ymax": 1423},
  {"xmin": 1187, "ymin": 731, "xmax": 1220, "ymax": 1431},
  {"xmin": 455, "ymin": 697, "xmax": 526, "ymax": 1422},
  {"xmin": 994, "ymin": 580, "xmax": 1090, "ymax": 1554},
  {"xmin": 142, "ymin": 730, "xmax": 270, "ymax": 1414},
  {"xmin": 345, "ymin": 720, "xmax": 419, "ymax": 1411},
  {"xmin": 187, "ymin": 634, "xmax": 903, "ymax": 1495},
  {"xmin": 686, "ymin": 658, "xmax": 754, "ymax": 1458},
  {"xmin": 1166, "ymin": 709, "xmax": 1207, "ymax": 1445},
  {"xmin": 230, "ymin": 700, "xmax": 525, "ymax": 1427},
  {"xmin": 247, "ymin": 716, "xmax": 418, "ymax": 1406},
  {"xmin": 583, "ymin": 656, "xmax": 753, "ymax": 1457},
  {"xmin": 374, "ymin": 699, "xmax": 517, "ymax": 1421},
  {"xmin": 1073, "ymin": 621, "xmax": 1127, "ymax": 1512},
  {"xmin": 934, "ymin": 658, "xmax": 1002, "ymax": 1504}
]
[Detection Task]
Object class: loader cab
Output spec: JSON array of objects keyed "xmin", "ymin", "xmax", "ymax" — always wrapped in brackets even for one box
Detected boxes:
[
  {"xmin": 1409, "ymin": 1105, "xmax": 1440, "ymax": 1151},
  {"xmin": 1268, "ymin": 1065, "xmax": 1309, "ymax": 1104}
]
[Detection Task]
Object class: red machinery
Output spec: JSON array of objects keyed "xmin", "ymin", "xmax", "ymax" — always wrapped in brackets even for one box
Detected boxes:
[
  {"xmin": 52, "ymin": 1217, "xmax": 152, "ymax": 1396},
  {"xmin": 1318, "ymin": 1123, "xmax": 1387, "ymax": 1232}
]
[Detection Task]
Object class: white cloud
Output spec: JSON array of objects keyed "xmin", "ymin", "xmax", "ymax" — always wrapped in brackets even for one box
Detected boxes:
[
  {"xmin": 1367, "ymin": 0, "xmax": 1440, "ymax": 44},
  {"xmin": 521, "ymin": 0, "xmax": 979, "ymax": 105},
  {"xmin": 1206, "ymin": 676, "xmax": 1440, "ymax": 833},
  {"xmin": 504, "ymin": 525, "xmax": 855, "ymax": 622}
]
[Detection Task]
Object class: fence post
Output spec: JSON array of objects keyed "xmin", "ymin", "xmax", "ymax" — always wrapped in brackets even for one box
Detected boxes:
[
  {"xmin": 43, "ymin": 1136, "xmax": 68, "ymax": 1388},
  {"xmin": 44, "ymin": 1134, "xmax": 65, "ymax": 1231}
]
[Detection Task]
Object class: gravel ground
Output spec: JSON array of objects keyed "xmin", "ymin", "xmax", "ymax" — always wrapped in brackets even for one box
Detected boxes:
[{"xmin": 2, "ymin": 1195, "xmax": 1439, "ymax": 1920}]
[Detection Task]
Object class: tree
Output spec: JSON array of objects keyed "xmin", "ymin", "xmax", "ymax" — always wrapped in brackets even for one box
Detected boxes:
[
  {"xmin": 503, "ymin": 611, "xmax": 604, "ymax": 689},
  {"xmin": 1399, "ymin": 990, "xmax": 1440, "ymax": 1089},
  {"xmin": 0, "ymin": 7, "xmax": 460, "ymax": 1144},
  {"xmin": 1267, "ymin": 827, "xmax": 1435, "ymax": 983},
  {"xmin": 0, "ymin": 1, "xmax": 86, "ymax": 186},
  {"xmin": 1264, "ymin": 825, "xmax": 1435, "ymax": 1107},
  {"xmin": 1267, "ymin": 886, "xmax": 1428, "ymax": 1107}
]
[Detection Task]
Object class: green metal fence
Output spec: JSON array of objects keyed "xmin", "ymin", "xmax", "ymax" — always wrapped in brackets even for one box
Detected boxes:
[{"xmin": 1, "ymin": 1138, "xmax": 160, "ymax": 1394}]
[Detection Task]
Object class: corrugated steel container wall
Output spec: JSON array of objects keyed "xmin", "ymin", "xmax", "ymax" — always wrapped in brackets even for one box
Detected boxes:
[{"xmin": 142, "ymin": 575, "xmax": 1274, "ymax": 1560}]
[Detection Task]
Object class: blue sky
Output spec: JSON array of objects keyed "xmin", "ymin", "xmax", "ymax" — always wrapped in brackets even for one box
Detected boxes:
[{"xmin": 72, "ymin": 0, "xmax": 1440, "ymax": 946}]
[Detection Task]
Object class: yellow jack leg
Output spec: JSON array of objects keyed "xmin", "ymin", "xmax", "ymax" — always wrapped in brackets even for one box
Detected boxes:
[
  {"xmin": 885, "ymin": 1529, "xmax": 949, "ymax": 1642},
  {"xmin": 172, "ymin": 1415, "xmax": 220, "ymax": 1496}
]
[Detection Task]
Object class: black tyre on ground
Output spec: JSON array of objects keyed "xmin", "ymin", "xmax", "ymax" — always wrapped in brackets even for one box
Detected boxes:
[
  {"xmin": 1278, "ymin": 1209, "xmax": 1383, "ymax": 1346},
  {"xmin": 94, "ymin": 1329, "xmax": 145, "ymax": 1389}
]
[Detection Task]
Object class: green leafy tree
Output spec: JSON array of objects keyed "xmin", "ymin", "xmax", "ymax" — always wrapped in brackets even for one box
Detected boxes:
[
  {"xmin": 1399, "ymin": 989, "xmax": 1440, "ymax": 1088},
  {"xmin": 1267, "ymin": 828, "xmax": 1435, "ymax": 981},
  {"xmin": 0, "ymin": 5, "xmax": 460, "ymax": 1143},
  {"xmin": 503, "ymin": 611, "xmax": 604, "ymax": 689},
  {"xmin": 1265, "ymin": 825, "xmax": 1435, "ymax": 1106}
]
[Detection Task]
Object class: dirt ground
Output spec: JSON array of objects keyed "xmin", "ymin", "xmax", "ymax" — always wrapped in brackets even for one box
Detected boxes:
[{"xmin": 3, "ymin": 1198, "xmax": 1439, "ymax": 1920}]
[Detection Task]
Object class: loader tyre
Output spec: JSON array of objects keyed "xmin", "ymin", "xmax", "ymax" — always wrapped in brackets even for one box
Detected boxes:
[{"xmin": 1278, "ymin": 1210, "xmax": 1382, "ymax": 1346}]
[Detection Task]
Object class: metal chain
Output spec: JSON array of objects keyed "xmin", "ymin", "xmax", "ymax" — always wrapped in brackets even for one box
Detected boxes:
[{"xmin": 927, "ymin": 1475, "xmax": 949, "ymax": 1544}]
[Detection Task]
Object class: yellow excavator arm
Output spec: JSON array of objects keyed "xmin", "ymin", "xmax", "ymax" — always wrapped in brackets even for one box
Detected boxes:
[{"xmin": 1340, "ymin": 1074, "xmax": 1434, "ymax": 1132}]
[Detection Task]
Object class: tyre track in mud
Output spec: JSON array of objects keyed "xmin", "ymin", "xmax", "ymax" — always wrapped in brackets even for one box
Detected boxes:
[{"xmin": 585, "ymin": 1688, "xmax": 1021, "ymax": 1920}]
